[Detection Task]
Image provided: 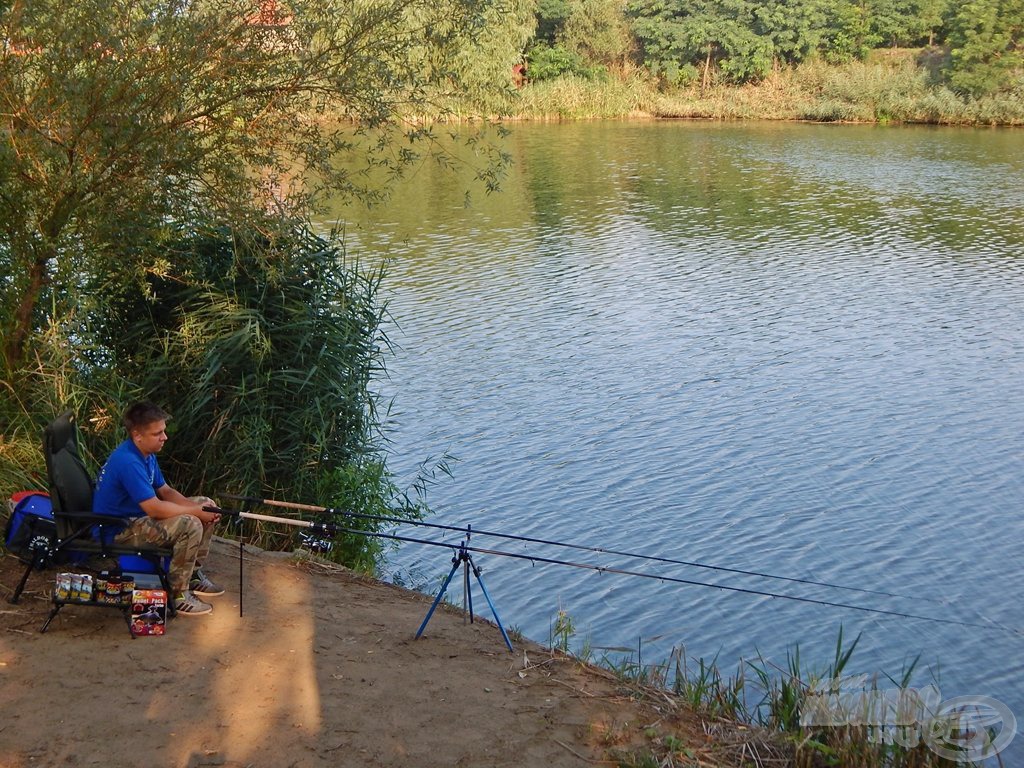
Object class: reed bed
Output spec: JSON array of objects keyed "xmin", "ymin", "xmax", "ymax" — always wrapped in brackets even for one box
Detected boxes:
[
  {"xmin": 512, "ymin": 55, "xmax": 1024, "ymax": 125},
  {"xmin": 508, "ymin": 72, "xmax": 660, "ymax": 120},
  {"xmin": 549, "ymin": 620, "xmax": 995, "ymax": 768}
]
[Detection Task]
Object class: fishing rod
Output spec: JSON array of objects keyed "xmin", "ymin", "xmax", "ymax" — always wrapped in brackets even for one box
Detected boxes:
[
  {"xmin": 203, "ymin": 504, "xmax": 342, "ymax": 617},
  {"xmin": 214, "ymin": 500, "xmax": 1021, "ymax": 636},
  {"xmin": 223, "ymin": 494, "xmax": 940, "ymax": 606}
]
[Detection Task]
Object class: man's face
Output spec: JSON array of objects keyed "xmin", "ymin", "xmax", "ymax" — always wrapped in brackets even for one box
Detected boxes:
[{"xmin": 133, "ymin": 419, "xmax": 168, "ymax": 456}]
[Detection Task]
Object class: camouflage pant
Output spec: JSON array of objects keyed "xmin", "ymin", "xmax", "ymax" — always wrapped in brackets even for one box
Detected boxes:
[{"xmin": 114, "ymin": 515, "xmax": 213, "ymax": 595}]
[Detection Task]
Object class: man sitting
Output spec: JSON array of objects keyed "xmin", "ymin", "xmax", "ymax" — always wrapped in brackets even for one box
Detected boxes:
[{"xmin": 93, "ymin": 400, "xmax": 223, "ymax": 616}]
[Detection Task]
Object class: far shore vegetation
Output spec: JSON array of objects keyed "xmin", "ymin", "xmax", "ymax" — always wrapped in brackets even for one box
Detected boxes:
[
  {"xmin": 449, "ymin": 0, "xmax": 1024, "ymax": 126},
  {"xmin": 504, "ymin": 49, "xmax": 1024, "ymax": 124}
]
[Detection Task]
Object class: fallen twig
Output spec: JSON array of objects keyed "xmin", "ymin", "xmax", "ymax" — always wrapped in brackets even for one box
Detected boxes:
[{"xmin": 553, "ymin": 739, "xmax": 605, "ymax": 764}]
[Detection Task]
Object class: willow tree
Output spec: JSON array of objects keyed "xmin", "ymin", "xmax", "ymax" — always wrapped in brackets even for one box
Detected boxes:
[
  {"xmin": 0, "ymin": 0, "xmax": 498, "ymax": 370},
  {"xmin": 0, "ymin": 0, "xmax": 501, "ymax": 567},
  {"xmin": 560, "ymin": 0, "xmax": 637, "ymax": 71},
  {"xmin": 450, "ymin": 0, "xmax": 536, "ymax": 112}
]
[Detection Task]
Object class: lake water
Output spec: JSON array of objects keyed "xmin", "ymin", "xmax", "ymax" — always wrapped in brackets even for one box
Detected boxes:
[{"xmin": 322, "ymin": 121, "xmax": 1024, "ymax": 759}]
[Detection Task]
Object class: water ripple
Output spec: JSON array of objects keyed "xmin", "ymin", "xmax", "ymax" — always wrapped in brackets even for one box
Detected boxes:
[{"xmin": 330, "ymin": 122, "xmax": 1024, "ymax": 761}]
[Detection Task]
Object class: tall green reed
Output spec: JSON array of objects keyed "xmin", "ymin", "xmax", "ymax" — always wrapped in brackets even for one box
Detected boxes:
[{"xmin": 559, "ymin": 621, "xmax": 981, "ymax": 768}]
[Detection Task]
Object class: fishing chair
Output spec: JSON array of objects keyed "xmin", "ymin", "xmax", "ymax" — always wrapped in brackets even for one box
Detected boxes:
[{"xmin": 9, "ymin": 411, "xmax": 175, "ymax": 626}]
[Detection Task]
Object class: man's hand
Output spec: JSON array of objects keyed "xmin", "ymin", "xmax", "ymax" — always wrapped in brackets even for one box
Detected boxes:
[
  {"xmin": 196, "ymin": 505, "xmax": 220, "ymax": 526},
  {"xmin": 139, "ymin": 490, "xmax": 222, "ymax": 523},
  {"xmin": 190, "ymin": 495, "xmax": 220, "ymax": 526}
]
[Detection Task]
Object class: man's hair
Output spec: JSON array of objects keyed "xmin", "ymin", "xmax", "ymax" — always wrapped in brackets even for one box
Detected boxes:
[{"xmin": 123, "ymin": 401, "xmax": 170, "ymax": 433}]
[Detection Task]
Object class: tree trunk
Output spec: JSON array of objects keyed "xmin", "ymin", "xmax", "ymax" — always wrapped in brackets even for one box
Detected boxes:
[
  {"xmin": 702, "ymin": 46, "xmax": 712, "ymax": 95},
  {"xmin": 4, "ymin": 194, "xmax": 78, "ymax": 367},
  {"xmin": 5, "ymin": 244, "xmax": 54, "ymax": 368}
]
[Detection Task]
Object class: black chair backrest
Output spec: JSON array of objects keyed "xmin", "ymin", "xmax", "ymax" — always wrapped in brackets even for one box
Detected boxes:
[{"xmin": 43, "ymin": 411, "xmax": 96, "ymax": 538}]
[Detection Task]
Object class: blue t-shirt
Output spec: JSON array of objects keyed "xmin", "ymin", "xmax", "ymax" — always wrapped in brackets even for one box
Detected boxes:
[{"xmin": 93, "ymin": 439, "xmax": 166, "ymax": 519}]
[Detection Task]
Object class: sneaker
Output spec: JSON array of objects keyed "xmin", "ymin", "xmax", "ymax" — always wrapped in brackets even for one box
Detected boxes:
[
  {"xmin": 190, "ymin": 569, "xmax": 224, "ymax": 597},
  {"xmin": 174, "ymin": 591, "xmax": 212, "ymax": 616}
]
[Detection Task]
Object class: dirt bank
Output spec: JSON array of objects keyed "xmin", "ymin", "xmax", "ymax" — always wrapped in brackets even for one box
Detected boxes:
[{"xmin": 0, "ymin": 539, "xmax": 774, "ymax": 767}]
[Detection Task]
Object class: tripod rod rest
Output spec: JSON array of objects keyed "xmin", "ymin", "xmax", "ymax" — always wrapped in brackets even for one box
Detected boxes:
[{"xmin": 450, "ymin": 539, "xmax": 471, "ymax": 565}]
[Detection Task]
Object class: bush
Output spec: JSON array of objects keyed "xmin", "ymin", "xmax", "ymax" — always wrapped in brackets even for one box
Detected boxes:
[
  {"xmin": 527, "ymin": 43, "xmax": 605, "ymax": 81},
  {"xmin": 0, "ymin": 221, "xmax": 434, "ymax": 573}
]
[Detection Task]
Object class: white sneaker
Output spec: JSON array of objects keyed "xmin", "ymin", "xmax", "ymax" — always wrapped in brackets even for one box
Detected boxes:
[
  {"xmin": 190, "ymin": 569, "xmax": 225, "ymax": 597},
  {"xmin": 174, "ymin": 591, "xmax": 212, "ymax": 616}
]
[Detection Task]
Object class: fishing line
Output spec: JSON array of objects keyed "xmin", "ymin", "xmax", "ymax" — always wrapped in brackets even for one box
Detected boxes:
[
  {"xmin": 224, "ymin": 494, "xmax": 943, "ymax": 605},
  {"xmin": 216, "ymin": 499, "xmax": 1021, "ymax": 636},
  {"xmin": 330, "ymin": 522, "xmax": 1022, "ymax": 636}
]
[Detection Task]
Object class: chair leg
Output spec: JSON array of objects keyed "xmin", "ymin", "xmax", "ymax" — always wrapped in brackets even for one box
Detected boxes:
[
  {"xmin": 9, "ymin": 540, "xmax": 50, "ymax": 604},
  {"xmin": 40, "ymin": 602, "xmax": 63, "ymax": 633},
  {"xmin": 9, "ymin": 558, "xmax": 36, "ymax": 604}
]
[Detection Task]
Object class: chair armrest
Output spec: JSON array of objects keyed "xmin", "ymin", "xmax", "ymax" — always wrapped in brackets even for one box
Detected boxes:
[{"xmin": 56, "ymin": 510, "xmax": 129, "ymax": 528}]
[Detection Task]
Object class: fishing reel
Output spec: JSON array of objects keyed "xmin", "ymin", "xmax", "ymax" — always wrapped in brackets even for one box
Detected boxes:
[
  {"xmin": 298, "ymin": 518, "xmax": 340, "ymax": 554},
  {"xmin": 299, "ymin": 531, "xmax": 334, "ymax": 554}
]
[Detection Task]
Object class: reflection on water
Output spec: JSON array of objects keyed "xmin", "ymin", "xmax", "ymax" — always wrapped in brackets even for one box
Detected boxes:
[{"xmin": 322, "ymin": 121, "xmax": 1024, "ymax": 753}]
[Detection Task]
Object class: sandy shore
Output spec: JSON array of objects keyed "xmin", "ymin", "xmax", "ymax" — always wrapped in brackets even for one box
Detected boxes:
[{"xmin": 0, "ymin": 538, "xmax": 753, "ymax": 768}]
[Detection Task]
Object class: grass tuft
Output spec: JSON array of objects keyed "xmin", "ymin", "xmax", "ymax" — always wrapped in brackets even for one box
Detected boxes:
[{"xmin": 550, "ymin": 620, "xmax": 985, "ymax": 768}]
